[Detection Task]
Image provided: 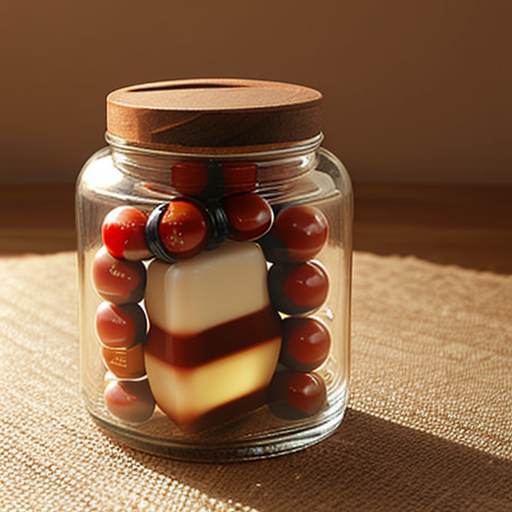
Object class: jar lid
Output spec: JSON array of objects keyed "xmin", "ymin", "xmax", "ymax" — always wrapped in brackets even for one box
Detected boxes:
[{"xmin": 106, "ymin": 78, "xmax": 323, "ymax": 154}]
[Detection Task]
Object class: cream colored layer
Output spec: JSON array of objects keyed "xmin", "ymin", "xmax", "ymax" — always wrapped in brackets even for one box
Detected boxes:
[
  {"xmin": 145, "ymin": 241, "xmax": 270, "ymax": 335},
  {"xmin": 145, "ymin": 338, "xmax": 281, "ymax": 425}
]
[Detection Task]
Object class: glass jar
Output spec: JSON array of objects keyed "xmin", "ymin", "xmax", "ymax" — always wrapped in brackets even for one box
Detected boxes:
[{"xmin": 76, "ymin": 79, "xmax": 352, "ymax": 461}]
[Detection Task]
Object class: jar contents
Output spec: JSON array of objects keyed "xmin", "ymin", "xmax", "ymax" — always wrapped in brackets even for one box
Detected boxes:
[{"xmin": 92, "ymin": 170, "xmax": 333, "ymax": 431}]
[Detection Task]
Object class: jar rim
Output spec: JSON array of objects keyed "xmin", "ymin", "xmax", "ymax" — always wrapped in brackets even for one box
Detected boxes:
[{"xmin": 105, "ymin": 132, "xmax": 324, "ymax": 161}]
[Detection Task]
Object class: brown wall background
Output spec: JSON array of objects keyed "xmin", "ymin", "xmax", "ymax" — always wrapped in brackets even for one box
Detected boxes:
[{"xmin": 0, "ymin": 0, "xmax": 510, "ymax": 185}]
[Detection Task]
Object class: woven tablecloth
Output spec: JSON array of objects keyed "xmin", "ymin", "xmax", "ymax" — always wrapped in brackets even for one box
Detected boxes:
[{"xmin": 1, "ymin": 252, "xmax": 511, "ymax": 511}]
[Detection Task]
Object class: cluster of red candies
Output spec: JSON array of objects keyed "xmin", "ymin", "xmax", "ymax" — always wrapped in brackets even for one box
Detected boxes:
[
  {"xmin": 92, "ymin": 239, "xmax": 155, "ymax": 423},
  {"xmin": 261, "ymin": 204, "xmax": 331, "ymax": 420},
  {"xmin": 91, "ymin": 160, "xmax": 331, "ymax": 425},
  {"xmin": 137, "ymin": 161, "xmax": 274, "ymax": 263}
]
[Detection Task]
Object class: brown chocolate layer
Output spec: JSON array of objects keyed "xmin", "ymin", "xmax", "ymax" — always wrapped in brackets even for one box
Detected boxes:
[{"xmin": 145, "ymin": 306, "xmax": 282, "ymax": 368}]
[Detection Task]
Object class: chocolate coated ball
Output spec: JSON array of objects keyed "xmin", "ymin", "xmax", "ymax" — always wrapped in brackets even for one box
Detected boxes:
[
  {"xmin": 280, "ymin": 317, "xmax": 331, "ymax": 372},
  {"xmin": 171, "ymin": 161, "xmax": 209, "ymax": 196},
  {"xmin": 159, "ymin": 199, "xmax": 209, "ymax": 257},
  {"xmin": 102, "ymin": 206, "xmax": 152, "ymax": 261},
  {"xmin": 95, "ymin": 302, "xmax": 147, "ymax": 349},
  {"xmin": 223, "ymin": 193, "xmax": 273, "ymax": 241},
  {"xmin": 146, "ymin": 199, "xmax": 211, "ymax": 262},
  {"xmin": 222, "ymin": 162, "xmax": 257, "ymax": 195},
  {"xmin": 267, "ymin": 371, "xmax": 327, "ymax": 420},
  {"xmin": 104, "ymin": 376, "xmax": 155, "ymax": 424},
  {"xmin": 268, "ymin": 262, "xmax": 329, "ymax": 315},
  {"xmin": 262, "ymin": 205, "xmax": 329, "ymax": 262},
  {"xmin": 92, "ymin": 247, "xmax": 146, "ymax": 304}
]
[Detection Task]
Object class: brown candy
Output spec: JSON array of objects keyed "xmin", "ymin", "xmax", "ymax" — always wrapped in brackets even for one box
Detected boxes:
[
  {"xmin": 262, "ymin": 205, "xmax": 329, "ymax": 263},
  {"xmin": 267, "ymin": 370, "xmax": 327, "ymax": 420},
  {"xmin": 104, "ymin": 375, "xmax": 155, "ymax": 424},
  {"xmin": 92, "ymin": 247, "xmax": 146, "ymax": 305},
  {"xmin": 95, "ymin": 302, "xmax": 147, "ymax": 349},
  {"xmin": 223, "ymin": 193, "xmax": 273, "ymax": 241},
  {"xmin": 280, "ymin": 317, "xmax": 331, "ymax": 372},
  {"xmin": 268, "ymin": 262, "xmax": 329, "ymax": 315},
  {"xmin": 101, "ymin": 343, "xmax": 146, "ymax": 379}
]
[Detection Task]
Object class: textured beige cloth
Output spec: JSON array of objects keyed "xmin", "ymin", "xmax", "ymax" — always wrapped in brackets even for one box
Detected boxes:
[{"xmin": 0, "ymin": 252, "xmax": 511, "ymax": 511}]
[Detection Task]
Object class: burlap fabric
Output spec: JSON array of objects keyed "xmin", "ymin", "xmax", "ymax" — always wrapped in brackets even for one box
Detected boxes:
[{"xmin": 0, "ymin": 252, "xmax": 510, "ymax": 511}]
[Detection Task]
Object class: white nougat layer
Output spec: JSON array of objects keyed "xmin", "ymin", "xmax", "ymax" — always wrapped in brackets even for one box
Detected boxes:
[
  {"xmin": 145, "ymin": 241, "xmax": 271, "ymax": 335},
  {"xmin": 145, "ymin": 338, "xmax": 281, "ymax": 424}
]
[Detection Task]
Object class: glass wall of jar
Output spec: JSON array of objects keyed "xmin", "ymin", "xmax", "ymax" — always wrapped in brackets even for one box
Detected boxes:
[{"xmin": 76, "ymin": 79, "xmax": 352, "ymax": 461}]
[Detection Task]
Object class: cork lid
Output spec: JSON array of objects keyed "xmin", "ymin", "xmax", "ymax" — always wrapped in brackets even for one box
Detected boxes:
[{"xmin": 106, "ymin": 78, "xmax": 323, "ymax": 153}]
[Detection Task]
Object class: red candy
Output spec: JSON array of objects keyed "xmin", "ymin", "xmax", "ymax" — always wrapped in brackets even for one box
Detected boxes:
[
  {"xmin": 171, "ymin": 162, "xmax": 209, "ymax": 196},
  {"xmin": 264, "ymin": 205, "xmax": 329, "ymax": 262},
  {"xmin": 223, "ymin": 193, "xmax": 273, "ymax": 241},
  {"xmin": 280, "ymin": 317, "xmax": 331, "ymax": 372},
  {"xmin": 95, "ymin": 302, "xmax": 147, "ymax": 349},
  {"xmin": 267, "ymin": 371, "xmax": 327, "ymax": 420},
  {"xmin": 158, "ymin": 199, "xmax": 209, "ymax": 259},
  {"xmin": 222, "ymin": 162, "xmax": 257, "ymax": 194},
  {"xmin": 104, "ymin": 376, "xmax": 155, "ymax": 424},
  {"xmin": 268, "ymin": 262, "xmax": 329, "ymax": 315},
  {"xmin": 92, "ymin": 247, "xmax": 146, "ymax": 304},
  {"xmin": 101, "ymin": 206, "xmax": 152, "ymax": 261}
]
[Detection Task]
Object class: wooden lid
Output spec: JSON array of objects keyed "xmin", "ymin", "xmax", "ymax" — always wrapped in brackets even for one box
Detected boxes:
[{"xmin": 107, "ymin": 79, "xmax": 323, "ymax": 153}]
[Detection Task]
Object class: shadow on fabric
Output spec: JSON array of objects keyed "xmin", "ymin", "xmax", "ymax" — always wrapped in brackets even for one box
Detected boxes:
[{"xmin": 119, "ymin": 409, "xmax": 512, "ymax": 512}]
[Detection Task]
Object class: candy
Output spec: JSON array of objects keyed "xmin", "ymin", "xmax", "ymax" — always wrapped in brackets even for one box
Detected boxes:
[
  {"xmin": 144, "ymin": 241, "xmax": 282, "ymax": 428},
  {"xmin": 92, "ymin": 247, "xmax": 146, "ymax": 304},
  {"xmin": 222, "ymin": 162, "xmax": 257, "ymax": 195},
  {"xmin": 101, "ymin": 342, "xmax": 146, "ymax": 379},
  {"xmin": 260, "ymin": 205, "xmax": 329, "ymax": 262},
  {"xmin": 145, "ymin": 199, "xmax": 210, "ymax": 262},
  {"xmin": 101, "ymin": 206, "xmax": 152, "ymax": 261},
  {"xmin": 171, "ymin": 160, "xmax": 258, "ymax": 197},
  {"xmin": 104, "ymin": 376, "xmax": 155, "ymax": 424},
  {"xmin": 268, "ymin": 262, "xmax": 329, "ymax": 315},
  {"xmin": 171, "ymin": 161, "xmax": 209, "ymax": 196},
  {"xmin": 159, "ymin": 199, "xmax": 209, "ymax": 256},
  {"xmin": 95, "ymin": 302, "xmax": 147, "ymax": 349},
  {"xmin": 223, "ymin": 193, "xmax": 273, "ymax": 241},
  {"xmin": 280, "ymin": 317, "xmax": 331, "ymax": 372},
  {"xmin": 267, "ymin": 370, "xmax": 327, "ymax": 420}
]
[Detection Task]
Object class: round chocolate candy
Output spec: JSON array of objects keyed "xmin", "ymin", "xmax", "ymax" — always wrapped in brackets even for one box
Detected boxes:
[
  {"xmin": 95, "ymin": 302, "xmax": 147, "ymax": 349},
  {"xmin": 145, "ymin": 198, "xmax": 210, "ymax": 262},
  {"xmin": 267, "ymin": 370, "xmax": 327, "ymax": 420},
  {"xmin": 159, "ymin": 199, "xmax": 209, "ymax": 257},
  {"xmin": 92, "ymin": 247, "xmax": 146, "ymax": 304},
  {"xmin": 171, "ymin": 161, "xmax": 209, "ymax": 196},
  {"xmin": 223, "ymin": 193, "xmax": 273, "ymax": 241},
  {"xmin": 101, "ymin": 206, "xmax": 152, "ymax": 261},
  {"xmin": 101, "ymin": 342, "xmax": 146, "ymax": 379},
  {"xmin": 280, "ymin": 317, "xmax": 331, "ymax": 372},
  {"xmin": 104, "ymin": 375, "xmax": 155, "ymax": 424},
  {"xmin": 260, "ymin": 205, "xmax": 329, "ymax": 262},
  {"xmin": 268, "ymin": 262, "xmax": 329, "ymax": 315},
  {"xmin": 222, "ymin": 162, "xmax": 257, "ymax": 195}
]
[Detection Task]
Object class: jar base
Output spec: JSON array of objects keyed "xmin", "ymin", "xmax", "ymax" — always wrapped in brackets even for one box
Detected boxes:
[{"xmin": 88, "ymin": 393, "xmax": 347, "ymax": 462}]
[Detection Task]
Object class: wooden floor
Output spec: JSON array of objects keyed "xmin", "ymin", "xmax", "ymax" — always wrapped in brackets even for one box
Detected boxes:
[{"xmin": 1, "ymin": 183, "xmax": 511, "ymax": 274}]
